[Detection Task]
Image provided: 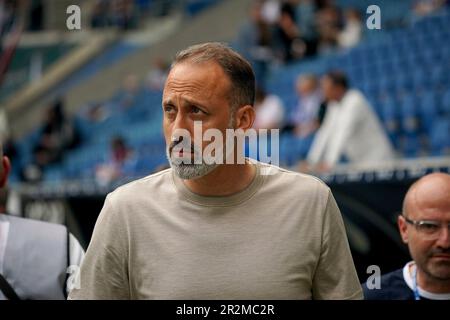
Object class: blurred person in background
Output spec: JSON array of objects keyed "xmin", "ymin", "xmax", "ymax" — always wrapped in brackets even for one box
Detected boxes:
[
  {"xmin": 273, "ymin": 2, "xmax": 307, "ymax": 62},
  {"xmin": 294, "ymin": 0, "xmax": 319, "ymax": 51},
  {"xmin": 110, "ymin": 0, "xmax": 137, "ymax": 30},
  {"xmin": 363, "ymin": 173, "xmax": 450, "ymax": 300},
  {"xmin": 337, "ymin": 8, "xmax": 363, "ymax": 49},
  {"xmin": 84, "ymin": 102, "xmax": 111, "ymax": 124},
  {"xmin": 289, "ymin": 73, "xmax": 322, "ymax": 138},
  {"xmin": 412, "ymin": 0, "xmax": 447, "ymax": 18},
  {"xmin": 91, "ymin": 0, "xmax": 138, "ymax": 30},
  {"xmin": 260, "ymin": 0, "xmax": 280, "ymax": 24},
  {"xmin": 0, "ymin": 143, "xmax": 84, "ymax": 300},
  {"xmin": 316, "ymin": 3, "xmax": 342, "ymax": 54},
  {"xmin": 114, "ymin": 73, "xmax": 141, "ymax": 110},
  {"xmin": 95, "ymin": 136, "xmax": 135, "ymax": 186},
  {"xmin": 281, "ymin": 73, "xmax": 323, "ymax": 164},
  {"xmin": 235, "ymin": 0, "xmax": 274, "ymax": 86},
  {"xmin": 27, "ymin": 0, "xmax": 44, "ymax": 31},
  {"xmin": 146, "ymin": 57, "xmax": 168, "ymax": 92},
  {"xmin": 302, "ymin": 71, "xmax": 395, "ymax": 173},
  {"xmin": 25, "ymin": 99, "xmax": 80, "ymax": 181},
  {"xmin": 252, "ymin": 86, "xmax": 284, "ymax": 130},
  {"xmin": 90, "ymin": 0, "xmax": 111, "ymax": 28}
]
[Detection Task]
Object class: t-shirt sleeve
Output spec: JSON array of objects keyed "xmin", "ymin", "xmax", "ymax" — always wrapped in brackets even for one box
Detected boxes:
[
  {"xmin": 68, "ymin": 193, "xmax": 130, "ymax": 300},
  {"xmin": 311, "ymin": 188, "xmax": 363, "ymax": 300}
]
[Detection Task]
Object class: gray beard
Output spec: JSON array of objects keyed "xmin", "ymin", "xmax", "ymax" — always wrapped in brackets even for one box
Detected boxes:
[
  {"xmin": 167, "ymin": 153, "xmax": 219, "ymax": 180},
  {"xmin": 167, "ymin": 115, "xmax": 235, "ymax": 180}
]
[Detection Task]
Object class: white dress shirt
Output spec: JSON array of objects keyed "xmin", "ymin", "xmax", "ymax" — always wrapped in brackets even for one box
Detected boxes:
[
  {"xmin": 307, "ymin": 89, "xmax": 395, "ymax": 166},
  {"xmin": 253, "ymin": 94, "xmax": 285, "ymax": 129}
]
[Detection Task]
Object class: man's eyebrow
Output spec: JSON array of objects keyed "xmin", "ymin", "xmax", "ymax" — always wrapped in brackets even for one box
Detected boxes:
[
  {"xmin": 185, "ymin": 98, "xmax": 208, "ymax": 110},
  {"xmin": 162, "ymin": 99, "xmax": 175, "ymax": 106},
  {"xmin": 163, "ymin": 97, "xmax": 208, "ymax": 110}
]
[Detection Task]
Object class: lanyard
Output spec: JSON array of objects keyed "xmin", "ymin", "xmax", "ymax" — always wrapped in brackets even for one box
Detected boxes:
[{"xmin": 411, "ymin": 264, "xmax": 421, "ymax": 300}]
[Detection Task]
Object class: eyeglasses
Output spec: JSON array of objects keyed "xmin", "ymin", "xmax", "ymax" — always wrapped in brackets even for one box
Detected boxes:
[{"xmin": 403, "ymin": 215, "xmax": 450, "ymax": 240}]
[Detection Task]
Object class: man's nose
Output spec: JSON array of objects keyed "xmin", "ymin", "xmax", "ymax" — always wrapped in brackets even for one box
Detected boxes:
[
  {"xmin": 172, "ymin": 113, "xmax": 193, "ymax": 141},
  {"xmin": 173, "ymin": 113, "xmax": 191, "ymax": 132}
]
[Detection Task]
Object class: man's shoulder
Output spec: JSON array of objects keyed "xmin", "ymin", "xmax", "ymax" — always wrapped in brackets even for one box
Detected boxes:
[
  {"xmin": 344, "ymin": 89, "xmax": 370, "ymax": 109},
  {"xmin": 363, "ymin": 268, "xmax": 413, "ymax": 300},
  {"xmin": 108, "ymin": 168, "xmax": 173, "ymax": 199},
  {"xmin": 346, "ymin": 89, "xmax": 365, "ymax": 100},
  {"xmin": 0, "ymin": 214, "xmax": 68, "ymax": 253},
  {"xmin": 258, "ymin": 162, "xmax": 331, "ymax": 195},
  {"xmin": 0, "ymin": 213, "xmax": 66, "ymax": 233}
]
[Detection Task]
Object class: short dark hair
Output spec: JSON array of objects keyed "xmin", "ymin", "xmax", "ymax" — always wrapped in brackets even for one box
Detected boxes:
[
  {"xmin": 171, "ymin": 42, "xmax": 255, "ymax": 111},
  {"xmin": 324, "ymin": 70, "xmax": 349, "ymax": 89}
]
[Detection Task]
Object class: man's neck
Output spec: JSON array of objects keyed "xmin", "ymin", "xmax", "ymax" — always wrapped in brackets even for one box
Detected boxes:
[
  {"xmin": 182, "ymin": 162, "xmax": 256, "ymax": 197},
  {"xmin": 417, "ymin": 267, "xmax": 450, "ymax": 294}
]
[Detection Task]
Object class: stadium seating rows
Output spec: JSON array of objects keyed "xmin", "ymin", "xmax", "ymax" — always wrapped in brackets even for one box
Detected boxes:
[{"xmin": 12, "ymin": 5, "xmax": 450, "ymax": 183}]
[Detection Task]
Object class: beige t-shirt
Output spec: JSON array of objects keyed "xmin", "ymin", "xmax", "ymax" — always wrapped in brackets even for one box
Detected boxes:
[{"xmin": 69, "ymin": 160, "xmax": 363, "ymax": 300}]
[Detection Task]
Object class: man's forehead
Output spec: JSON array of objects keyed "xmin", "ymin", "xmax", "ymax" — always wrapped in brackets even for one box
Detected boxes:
[
  {"xmin": 406, "ymin": 176, "xmax": 450, "ymax": 219},
  {"xmin": 164, "ymin": 61, "xmax": 230, "ymax": 99},
  {"xmin": 168, "ymin": 61, "xmax": 228, "ymax": 82}
]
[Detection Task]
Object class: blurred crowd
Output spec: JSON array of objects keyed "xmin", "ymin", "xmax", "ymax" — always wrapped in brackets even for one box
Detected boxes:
[
  {"xmin": 235, "ymin": 0, "xmax": 449, "ymax": 85},
  {"xmin": 1, "ymin": 0, "xmax": 449, "ymax": 185},
  {"xmin": 6, "ymin": 57, "xmax": 169, "ymax": 184},
  {"xmin": 6, "ymin": 60, "xmax": 392, "ymax": 183},
  {"xmin": 235, "ymin": 0, "xmax": 364, "ymax": 85},
  {"xmin": 90, "ymin": 0, "xmax": 139, "ymax": 30},
  {"xmin": 0, "ymin": 0, "xmax": 174, "ymax": 37},
  {"xmin": 253, "ymin": 69, "xmax": 395, "ymax": 173}
]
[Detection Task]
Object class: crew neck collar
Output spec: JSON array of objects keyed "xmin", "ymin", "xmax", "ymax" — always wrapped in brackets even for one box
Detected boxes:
[
  {"xmin": 403, "ymin": 261, "xmax": 450, "ymax": 300},
  {"xmin": 171, "ymin": 159, "xmax": 264, "ymax": 207}
]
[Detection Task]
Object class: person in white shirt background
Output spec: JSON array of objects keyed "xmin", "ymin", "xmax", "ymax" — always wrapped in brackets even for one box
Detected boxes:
[
  {"xmin": 290, "ymin": 73, "xmax": 322, "ymax": 138},
  {"xmin": 253, "ymin": 86, "xmax": 285, "ymax": 130},
  {"xmin": 303, "ymin": 70, "xmax": 395, "ymax": 173},
  {"xmin": 337, "ymin": 8, "xmax": 363, "ymax": 49},
  {"xmin": 0, "ymin": 143, "xmax": 84, "ymax": 300}
]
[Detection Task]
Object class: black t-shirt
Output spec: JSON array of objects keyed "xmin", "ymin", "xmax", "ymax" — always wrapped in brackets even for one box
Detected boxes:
[
  {"xmin": 364, "ymin": 264, "xmax": 450, "ymax": 300},
  {"xmin": 363, "ymin": 268, "xmax": 433, "ymax": 300}
]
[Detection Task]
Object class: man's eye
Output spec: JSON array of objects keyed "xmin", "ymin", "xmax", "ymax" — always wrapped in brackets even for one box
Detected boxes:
[
  {"xmin": 191, "ymin": 106, "xmax": 204, "ymax": 114},
  {"xmin": 164, "ymin": 106, "xmax": 175, "ymax": 113},
  {"xmin": 419, "ymin": 222, "xmax": 440, "ymax": 233}
]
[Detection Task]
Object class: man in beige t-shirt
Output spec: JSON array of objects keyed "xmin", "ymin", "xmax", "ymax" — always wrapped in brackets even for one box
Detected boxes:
[{"xmin": 69, "ymin": 43, "xmax": 362, "ymax": 300}]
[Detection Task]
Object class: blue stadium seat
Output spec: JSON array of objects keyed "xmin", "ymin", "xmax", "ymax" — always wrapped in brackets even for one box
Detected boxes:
[
  {"xmin": 430, "ymin": 118, "xmax": 450, "ymax": 156},
  {"xmin": 378, "ymin": 74, "xmax": 397, "ymax": 94},
  {"xmin": 442, "ymin": 89, "xmax": 450, "ymax": 115},
  {"xmin": 395, "ymin": 72, "xmax": 414, "ymax": 93},
  {"xmin": 412, "ymin": 69, "xmax": 433, "ymax": 92},
  {"xmin": 401, "ymin": 135, "xmax": 420, "ymax": 158},
  {"xmin": 278, "ymin": 133, "xmax": 315, "ymax": 167},
  {"xmin": 418, "ymin": 92, "xmax": 440, "ymax": 133},
  {"xmin": 430, "ymin": 66, "xmax": 448, "ymax": 89},
  {"xmin": 379, "ymin": 94, "xmax": 400, "ymax": 147},
  {"xmin": 399, "ymin": 93, "xmax": 419, "ymax": 134}
]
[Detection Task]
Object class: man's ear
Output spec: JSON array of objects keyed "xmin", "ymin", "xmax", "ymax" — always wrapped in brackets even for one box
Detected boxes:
[
  {"xmin": 398, "ymin": 215, "xmax": 409, "ymax": 244},
  {"xmin": 234, "ymin": 105, "xmax": 255, "ymax": 130},
  {"xmin": 0, "ymin": 156, "xmax": 11, "ymax": 188}
]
